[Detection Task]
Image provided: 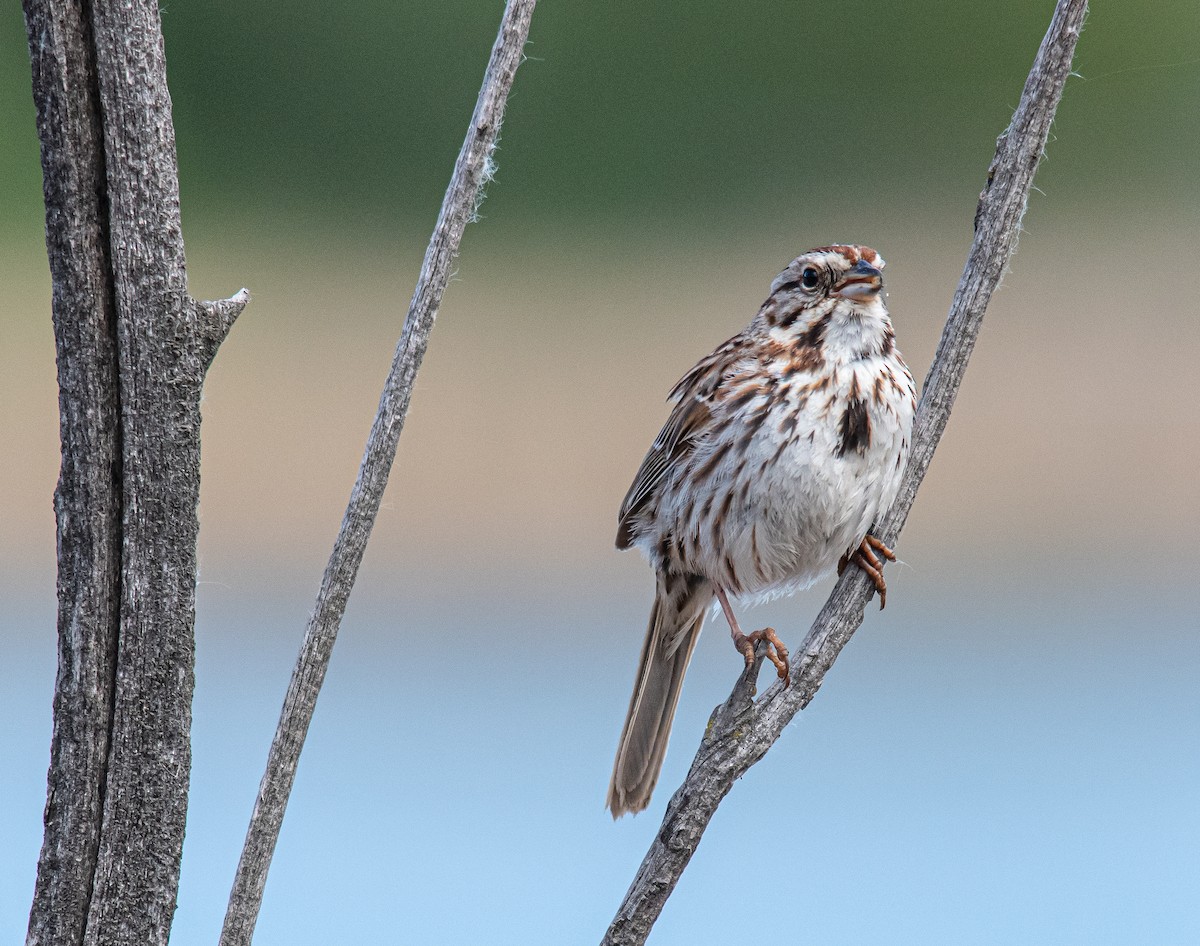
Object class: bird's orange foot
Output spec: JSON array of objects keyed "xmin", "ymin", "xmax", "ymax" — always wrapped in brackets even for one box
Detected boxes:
[
  {"xmin": 732, "ymin": 626, "xmax": 790, "ymax": 685},
  {"xmin": 844, "ymin": 533, "xmax": 896, "ymax": 609}
]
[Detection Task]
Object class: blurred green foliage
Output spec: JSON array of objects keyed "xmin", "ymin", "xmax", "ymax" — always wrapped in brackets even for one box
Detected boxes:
[{"xmin": 2, "ymin": 1, "xmax": 1197, "ymax": 235}]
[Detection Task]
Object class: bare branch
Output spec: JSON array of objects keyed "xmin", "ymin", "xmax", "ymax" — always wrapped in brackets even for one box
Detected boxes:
[
  {"xmin": 218, "ymin": 2, "xmax": 538, "ymax": 943},
  {"xmin": 602, "ymin": 1, "xmax": 1089, "ymax": 942}
]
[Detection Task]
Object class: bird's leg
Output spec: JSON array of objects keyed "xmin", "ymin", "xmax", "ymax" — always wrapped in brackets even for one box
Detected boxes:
[
  {"xmin": 715, "ymin": 587, "xmax": 758, "ymax": 667},
  {"xmin": 840, "ymin": 533, "xmax": 897, "ymax": 609},
  {"xmin": 715, "ymin": 587, "xmax": 790, "ymax": 684}
]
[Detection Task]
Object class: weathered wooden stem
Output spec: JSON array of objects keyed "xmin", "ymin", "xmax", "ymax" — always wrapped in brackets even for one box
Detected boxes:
[{"xmin": 23, "ymin": 0, "xmax": 246, "ymax": 943}]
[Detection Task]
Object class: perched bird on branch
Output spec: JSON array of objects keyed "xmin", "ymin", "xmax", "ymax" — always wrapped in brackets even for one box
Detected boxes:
[{"xmin": 608, "ymin": 245, "xmax": 917, "ymax": 817}]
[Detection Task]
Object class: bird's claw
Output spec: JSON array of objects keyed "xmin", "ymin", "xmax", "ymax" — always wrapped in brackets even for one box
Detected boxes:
[
  {"xmin": 733, "ymin": 626, "xmax": 790, "ymax": 686},
  {"xmin": 845, "ymin": 533, "xmax": 896, "ymax": 609}
]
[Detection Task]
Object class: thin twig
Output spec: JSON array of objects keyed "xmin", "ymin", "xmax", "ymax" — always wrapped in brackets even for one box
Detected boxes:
[
  {"xmin": 602, "ymin": 1, "xmax": 1088, "ymax": 942},
  {"xmin": 219, "ymin": 3, "xmax": 537, "ymax": 943}
]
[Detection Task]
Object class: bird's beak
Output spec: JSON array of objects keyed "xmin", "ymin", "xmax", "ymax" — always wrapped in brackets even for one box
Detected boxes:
[{"xmin": 834, "ymin": 260, "xmax": 883, "ymax": 300}]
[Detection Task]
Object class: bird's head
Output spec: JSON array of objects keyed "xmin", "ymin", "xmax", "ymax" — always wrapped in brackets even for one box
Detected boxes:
[
  {"xmin": 758, "ymin": 245, "xmax": 891, "ymax": 356},
  {"xmin": 770, "ymin": 244, "xmax": 885, "ymax": 307}
]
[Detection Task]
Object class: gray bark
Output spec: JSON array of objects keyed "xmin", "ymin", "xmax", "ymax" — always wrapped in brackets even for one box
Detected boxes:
[
  {"xmin": 218, "ymin": 2, "xmax": 538, "ymax": 944},
  {"xmin": 23, "ymin": 0, "xmax": 246, "ymax": 943},
  {"xmin": 602, "ymin": 1, "xmax": 1089, "ymax": 943}
]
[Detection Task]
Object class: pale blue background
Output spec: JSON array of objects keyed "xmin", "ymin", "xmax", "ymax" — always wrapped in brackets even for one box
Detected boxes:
[{"xmin": 5, "ymin": 564, "xmax": 1198, "ymax": 943}]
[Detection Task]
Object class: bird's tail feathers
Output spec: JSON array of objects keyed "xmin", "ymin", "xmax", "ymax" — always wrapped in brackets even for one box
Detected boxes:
[{"xmin": 607, "ymin": 573, "xmax": 712, "ymax": 818}]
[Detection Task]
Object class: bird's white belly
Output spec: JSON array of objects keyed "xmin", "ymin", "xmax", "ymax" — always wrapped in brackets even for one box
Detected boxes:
[{"xmin": 691, "ymin": 362, "xmax": 911, "ymax": 600}]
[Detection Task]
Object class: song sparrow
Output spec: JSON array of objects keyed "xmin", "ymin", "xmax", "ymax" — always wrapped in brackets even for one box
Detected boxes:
[{"xmin": 608, "ymin": 244, "xmax": 916, "ymax": 818}]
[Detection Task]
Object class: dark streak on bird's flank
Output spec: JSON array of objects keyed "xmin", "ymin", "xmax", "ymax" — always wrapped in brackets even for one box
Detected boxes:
[{"xmin": 836, "ymin": 397, "xmax": 872, "ymax": 457}]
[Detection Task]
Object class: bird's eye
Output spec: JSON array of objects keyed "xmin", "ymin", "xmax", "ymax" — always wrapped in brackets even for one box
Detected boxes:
[{"xmin": 800, "ymin": 267, "xmax": 820, "ymax": 290}]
